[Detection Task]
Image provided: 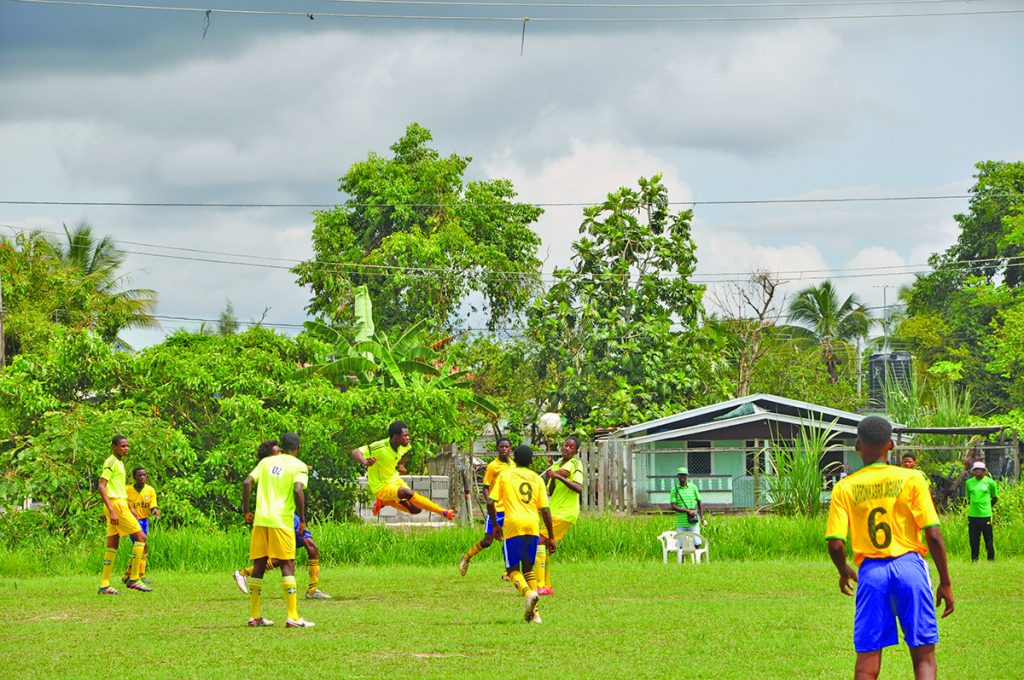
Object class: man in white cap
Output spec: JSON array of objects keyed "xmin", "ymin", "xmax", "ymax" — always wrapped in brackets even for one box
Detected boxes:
[
  {"xmin": 965, "ymin": 461, "xmax": 998, "ymax": 562},
  {"xmin": 669, "ymin": 467, "xmax": 704, "ymax": 546}
]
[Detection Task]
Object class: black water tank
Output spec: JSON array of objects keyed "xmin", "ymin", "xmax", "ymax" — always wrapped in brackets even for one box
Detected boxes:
[{"xmin": 868, "ymin": 351, "xmax": 913, "ymax": 409}]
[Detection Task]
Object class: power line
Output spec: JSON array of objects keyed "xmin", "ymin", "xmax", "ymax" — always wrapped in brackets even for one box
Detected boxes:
[
  {"xmin": 274, "ymin": 0, "xmax": 1002, "ymax": 8},
  {"xmin": 4, "ymin": 0, "xmax": 1022, "ymax": 22}
]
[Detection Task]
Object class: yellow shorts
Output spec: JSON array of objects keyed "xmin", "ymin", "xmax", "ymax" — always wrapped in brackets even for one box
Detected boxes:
[
  {"xmin": 250, "ymin": 526, "xmax": 296, "ymax": 561},
  {"xmin": 540, "ymin": 517, "xmax": 574, "ymax": 543},
  {"xmin": 104, "ymin": 499, "xmax": 143, "ymax": 538},
  {"xmin": 375, "ymin": 478, "xmax": 408, "ymax": 503}
]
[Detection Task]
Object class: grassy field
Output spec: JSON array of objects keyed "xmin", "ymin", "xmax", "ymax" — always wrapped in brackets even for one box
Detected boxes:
[{"xmin": 1, "ymin": 558, "xmax": 1021, "ymax": 679}]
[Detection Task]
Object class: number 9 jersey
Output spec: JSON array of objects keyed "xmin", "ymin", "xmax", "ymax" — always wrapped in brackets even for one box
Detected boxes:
[
  {"xmin": 825, "ymin": 462, "xmax": 940, "ymax": 566},
  {"xmin": 489, "ymin": 467, "xmax": 550, "ymax": 539}
]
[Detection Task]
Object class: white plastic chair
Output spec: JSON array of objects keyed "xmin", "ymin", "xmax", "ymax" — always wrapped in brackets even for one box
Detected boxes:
[{"xmin": 675, "ymin": 530, "xmax": 709, "ymax": 565}]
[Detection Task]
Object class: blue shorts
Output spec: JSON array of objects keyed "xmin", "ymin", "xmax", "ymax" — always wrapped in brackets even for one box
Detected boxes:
[
  {"xmin": 129, "ymin": 518, "xmax": 148, "ymax": 544},
  {"xmin": 293, "ymin": 514, "xmax": 312, "ymax": 548},
  {"xmin": 485, "ymin": 512, "xmax": 505, "ymax": 535},
  {"xmin": 502, "ymin": 535, "xmax": 539, "ymax": 570},
  {"xmin": 854, "ymin": 552, "xmax": 938, "ymax": 652}
]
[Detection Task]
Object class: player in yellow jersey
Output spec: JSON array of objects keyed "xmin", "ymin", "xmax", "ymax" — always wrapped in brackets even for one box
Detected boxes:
[
  {"xmin": 535, "ymin": 435, "xmax": 583, "ymax": 596},
  {"xmin": 488, "ymin": 444, "xmax": 556, "ymax": 624},
  {"xmin": 122, "ymin": 466, "xmax": 160, "ymax": 585},
  {"xmin": 825, "ymin": 416, "xmax": 954, "ymax": 680},
  {"xmin": 242, "ymin": 433, "xmax": 314, "ymax": 628},
  {"xmin": 97, "ymin": 435, "xmax": 152, "ymax": 594},
  {"xmin": 350, "ymin": 421, "xmax": 456, "ymax": 520},
  {"xmin": 459, "ymin": 437, "xmax": 515, "ymax": 576}
]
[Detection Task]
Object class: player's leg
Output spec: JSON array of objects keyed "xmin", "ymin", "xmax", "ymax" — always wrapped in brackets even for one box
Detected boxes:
[
  {"xmin": 852, "ymin": 558, "xmax": 899, "ymax": 680},
  {"xmin": 397, "ymin": 485, "xmax": 455, "ymax": 520},
  {"xmin": 521, "ymin": 535, "xmax": 541, "ymax": 622},
  {"xmin": 908, "ymin": 646, "xmax": 937, "ymax": 680},
  {"xmin": 892, "ymin": 553, "xmax": 939, "ymax": 679},
  {"xmin": 115, "ymin": 508, "xmax": 149, "ymax": 591},
  {"xmin": 271, "ymin": 529, "xmax": 313, "ymax": 627},
  {"xmin": 968, "ymin": 517, "xmax": 981, "ymax": 562},
  {"xmin": 854, "ymin": 651, "xmax": 883, "ymax": 680},
  {"xmin": 247, "ymin": 527, "xmax": 272, "ymax": 626},
  {"xmin": 375, "ymin": 480, "xmax": 416, "ymax": 515},
  {"xmin": 303, "ymin": 538, "xmax": 331, "ymax": 599},
  {"xmin": 981, "ymin": 517, "xmax": 995, "ymax": 561},
  {"xmin": 540, "ymin": 518, "xmax": 571, "ymax": 593},
  {"xmin": 461, "ymin": 513, "xmax": 498, "ymax": 575},
  {"xmin": 99, "ymin": 531, "xmax": 120, "ymax": 594},
  {"xmin": 124, "ymin": 518, "xmax": 150, "ymax": 583}
]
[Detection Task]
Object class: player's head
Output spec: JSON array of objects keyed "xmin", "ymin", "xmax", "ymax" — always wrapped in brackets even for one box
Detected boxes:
[
  {"xmin": 257, "ymin": 439, "xmax": 280, "ymax": 460},
  {"xmin": 513, "ymin": 444, "xmax": 534, "ymax": 467},
  {"xmin": 856, "ymin": 416, "xmax": 893, "ymax": 462},
  {"xmin": 280, "ymin": 431, "xmax": 300, "ymax": 454},
  {"xmin": 388, "ymin": 421, "xmax": 410, "ymax": 447},
  {"xmin": 901, "ymin": 452, "xmax": 917, "ymax": 469},
  {"xmin": 132, "ymin": 466, "xmax": 147, "ymax": 484},
  {"xmin": 971, "ymin": 461, "xmax": 987, "ymax": 478},
  {"xmin": 496, "ymin": 437, "xmax": 512, "ymax": 460},
  {"xmin": 561, "ymin": 435, "xmax": 580, "ymax": 458},
  {"xmin": 111, "ymin": 434, "xmax": 128, "ymax": 456}
]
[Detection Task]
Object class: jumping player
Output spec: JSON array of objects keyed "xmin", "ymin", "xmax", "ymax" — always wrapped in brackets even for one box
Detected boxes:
[
  {"xmin": 488, "ymin": 444, "xmax": 556, "ymax": 624},
  {"xmin": 350, "ymin": 421, "xmax": 455, "ymax": 520},
  {"xmin": 825, "ymin": 416, "xmax": 954, "ymax": 680},
  {"xmin": 460, "ymin": 436, "xmax": 515, "ymax": 576},
  {"xmin": 535, "ymin": 435, "xmax": 583, "ymax": 596},
  {"xmin": 97, "ymin": 435, "xmax": 151, "ymax": 594},
  {"xmin": 241, "ymin": 433, "xmax": 314, "ymax": 628}
]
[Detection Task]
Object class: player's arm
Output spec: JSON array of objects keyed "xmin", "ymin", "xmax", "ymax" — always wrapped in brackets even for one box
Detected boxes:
[
  {"xmin": 826, "ymin": 539, "xmax": 857, "ymax": 596},
  {"xmin": 990, "ymin": 480, "xmax": 998, "ymax": 507},
  {"xmin": 294, "ymin": 482, "xmax": 306, "ymax": 534},
  {"xmin": 540, "ymin": 507, "xmax": 556, "ymax": 554},
  {"xmin": 551, "ymin": 466, "xmax": 583, "ymax": 494},
  {"xmin": 397, "ymin": 453, "xmax": 409, "ymax": 476},
  {"xmin": 151, "ymin": 493, "xmax": 160, "ymax": 520},
  {"xmin": 242, "ymin": 475, "xmax": 255, "ymax": 524},
  {"xmin": 350, "ymin": 446, "xmax": 375, "ymax": 467},
  {"xmin": 98, "ymin": 477, "xmax": 118, "ymax": 525},
  {"xmin": 924, "ymin": 526, "xmax": 954, "ymax": 618}
]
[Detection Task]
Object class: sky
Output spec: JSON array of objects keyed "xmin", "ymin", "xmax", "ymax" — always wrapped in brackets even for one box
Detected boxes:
[{"xmin": 2, "ymin": 0, "xmax": 1023, "ymax": 348}]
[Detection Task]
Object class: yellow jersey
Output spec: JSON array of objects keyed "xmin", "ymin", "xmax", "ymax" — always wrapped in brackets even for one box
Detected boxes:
[
  {"xmin": 489, "ymin": 467, "xmax": 548, "ymax": 539},
  {"xmin": 548, "ymin": 456, "xmax": 584, "ymax": 524},
  {"xmin": 127, "ymin": 484, "xmax": 158, "ymax": 518},
  {"xmin": 99, "ymin": 455, "xmax": 128, "ymax": 499},
  {"xmin": 483, "ymin": 457, "xmax": 515, "ymax": 512},
  {"xmin": 249, "ymin": 454, "xmax": 309, "ymax": 529},
  {"xmin": 825, "ymin": 462, "xmax": 940, "ymax": 566},
  {"xmin": 360, "ymin": 439, "xmax": 412, "ymax": 495}
]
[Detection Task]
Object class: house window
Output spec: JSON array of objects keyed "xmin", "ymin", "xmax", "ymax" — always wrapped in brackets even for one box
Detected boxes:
[
  {"xmin": 686, "ymin": 441, "xmax": 712, "ymax": 475},
  {"xmin": 745, "ymin": 440, "xmax": 767, "ymax": 476},
  {"xmin": 820, "ymin": 446, "xmax": 846, "ymax": 476}
]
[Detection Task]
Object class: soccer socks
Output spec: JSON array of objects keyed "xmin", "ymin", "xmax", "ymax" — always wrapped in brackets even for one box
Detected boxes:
[
  {"xmin": 140, "ymin": 546, "xmax": 148, "ymax": 579},
  {"xmin": 307, "ymin": 559, "xmax": 320, "ymax": 594},
  {"xmin": 282, "ymin": 576, "xmax": 300, "ymax": 621},
  {"xmin": 129, "ymin": 542, "xmax": 145, "ymax": 581},
  {"xmin": 239, "ymin": 559, "xmax": 278, "ymax": 580},
  {"xmin": 408, "ymin": 493, "xmax": 447, "ymax": 516},
  {"xmin": 535, "ymin": 545, "xmax": 547, "ymax": 589},
  {"xmin": 543, "ymin": 552, "xmax": 553, "ymax": 589},
  {"xmin": 465, "ymin": 541, "xmax": 485, "ymax": 561},
  {"xmin": 524, "ymin": 570, "xmax": 538, "ymax": 594},
  {"xmin": 100, "ymin": 548, "xmax": 117, "ymax": 588},
  {"xmin": 509, "ymin": 570, "xmax": 528, "ymax": 595},
  {"xmin": 249, "ymin": 577, "xmax": 264, "ymax": 619}
]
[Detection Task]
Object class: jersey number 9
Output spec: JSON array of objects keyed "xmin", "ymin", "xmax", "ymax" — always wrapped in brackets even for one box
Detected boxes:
[{"xmin": 519, "ymin": 482, "xmax": 533, "ymax": 504}]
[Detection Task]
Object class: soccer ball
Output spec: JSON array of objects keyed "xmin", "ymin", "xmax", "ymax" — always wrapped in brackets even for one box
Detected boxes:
[{"xmin": 538, "ymin": 412, "xmax": 562, "ymax": 436}]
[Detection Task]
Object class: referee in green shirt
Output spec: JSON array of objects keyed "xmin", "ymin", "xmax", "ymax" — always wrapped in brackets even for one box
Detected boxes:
[
  {"xmin": 965, "ymin": 461, "xmax": 998, "ymax": 562},
  {"xmin": 669, "ymin": 467, "xmax": 704, "ymax": 546}
]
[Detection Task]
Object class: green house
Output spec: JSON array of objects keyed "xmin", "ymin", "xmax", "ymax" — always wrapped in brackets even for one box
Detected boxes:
[{"xmin": 606, "ymin": 394, "xmax": 883, "ymax": 509}]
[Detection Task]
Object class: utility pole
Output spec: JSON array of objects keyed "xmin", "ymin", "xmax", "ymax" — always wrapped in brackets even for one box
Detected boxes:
[{"xmin": 872, "ymin": 284, "xmax": 896, "ymax": 353}]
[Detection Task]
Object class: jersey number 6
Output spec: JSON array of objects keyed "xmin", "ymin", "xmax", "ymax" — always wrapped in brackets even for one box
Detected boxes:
[{"xmin": 867, "ymin": 507, "xmax": 892, "ymax": 549}]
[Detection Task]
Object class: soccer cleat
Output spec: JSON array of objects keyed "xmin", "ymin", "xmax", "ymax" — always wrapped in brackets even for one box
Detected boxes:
[
  {"xmin": 459, "ymin": 554, "xmax": 471, "ymax": 577},
  {"xmin": 442, "ymin": 509, "xmax": 456, "ymax": 520},
  {"xmin": 532, "ymin": 611, "xmax": 543, "ymax": 624},
  {"xmin": 372, "ymin": 498, "xmax": 384, "ymax": 516},
  {"xmin": 247, "ymin": 617, "xmax": 274, "ymax": 627},
  {"xmin": 537, "ymin": 586, "xmax": 553, "ymax": 596},
  {"xmin": 233, "ymin": 570, "xmax": 249, "ymax": 594},
  {"xmin": 306, "ymin": 590, "xmax": 332, "ymax": 600},
  {"xmin": 127, "ymin": 580, "xmax": 153, "ymax": 592},
  {"xmin": 97, "ymin": 586, "xmax": 119, "ymax": 595},
  {"xmin": 285, "ymin": 618, "xmax": 315, "ymax": 628},
  {"xmin": 140, "ymin": 577, "xmax": 154, "ymax": 585},
  {"xmin": 524, "ymin": 591, "xmax": 539, "ymax": 623}
]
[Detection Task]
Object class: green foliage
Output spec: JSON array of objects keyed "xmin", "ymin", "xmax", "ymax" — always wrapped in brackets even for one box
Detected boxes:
[
  {"xmin": 787, "ymin": 281, "xmax": 873, "ymax": 385},
  {"xmin": 292, "ymin": 123, "xmax": 543, "ymax": 333},
  {"xmin": 884, "ymin": 371, "xmax": 979, "ymax": 470},
  {"xmin": 527, "ymin": 174, "xmax": 731, "ymax": 428},
  {"xmin": 747, "ymin": 330, "xmax": 863, "ymax": 412},
  {"xmin": 763, "ymin": 419, "xmax": 842, "ymax": 517}
]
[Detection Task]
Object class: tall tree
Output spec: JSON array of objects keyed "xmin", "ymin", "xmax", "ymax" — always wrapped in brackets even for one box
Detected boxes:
[
  {"xmin": 293, "ymin": 123, "xmax": 543, "ymax": 334},
  {"xmin": 528, "ymin": 174, "xmax": 731, "ymax": 427},
  {"xmin": 712, "ymin": 269, "xmax": 787, "ymax": 397},
  {"xmin": 787, "ymin": 281, "xmax": 873, "ymax": 385}
]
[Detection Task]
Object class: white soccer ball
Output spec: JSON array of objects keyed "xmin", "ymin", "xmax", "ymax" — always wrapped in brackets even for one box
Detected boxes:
[{"xmin": 538, "ymin": 412, "xmax": 562, "ymax": 436}]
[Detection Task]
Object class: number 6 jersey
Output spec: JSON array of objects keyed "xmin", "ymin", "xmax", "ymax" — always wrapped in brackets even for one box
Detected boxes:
[
  {"xmin": 489, "ymin": 467, "xmax": 549, "ymax": 538},
  {"xmin": 825, "ymin": 462, "xmax": 940, "ymax": 566}
]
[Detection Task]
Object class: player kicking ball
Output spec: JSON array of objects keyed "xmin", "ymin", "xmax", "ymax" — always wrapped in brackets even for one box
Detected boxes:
[
  {"xmin": 825, "ymin": 416, "xmax": 954, "ymax": 679},
  {"xmin": 460, "ymin": 436, "xmax": 515, "ymax": 576},
  {"xmin": 488, "ymin": 444, "xmax": 556, "ymax": 624}
]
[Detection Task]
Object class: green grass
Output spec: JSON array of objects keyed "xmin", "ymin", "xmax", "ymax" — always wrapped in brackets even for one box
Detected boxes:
[{"xmin": 0, "ymin": 560, "xmax": 1021, "ymax": 679}]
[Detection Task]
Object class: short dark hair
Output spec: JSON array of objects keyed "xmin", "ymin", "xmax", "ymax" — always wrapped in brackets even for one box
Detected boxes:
[
  {"xmin": 132, "ymin": 466, "xmax": 146, "ymax": 476},
  {"xmin": 496, "ymin": 436, "xmax": 512, "ymax": 447},
  {"xmin": 513, "ymin": 444, "xmax": 534, "ymax": 467},
  {"xmin": 564, "ymin": 435, "xmax": 581, "ymax": 450},
  {"xmin": 857, "ymin": 416, "xmax": 892, "ymax": 447},
  {"xmin": 112, "ymin": 434, "xmax": 127, "ymax": 447},
  {"xmin": 901, "ymin": 452, "xmax": 917, "ymax": 461},
  {"xmin": 280, "ymin": 431, "xmax": 300, "ymax": 452},
  {"xmin": 257, "ymin": 439, "xmax": 279, "ymax": 459},
  {"xmin": 388, "ymin": 421, "xmax": 408, "ymax": 438}
]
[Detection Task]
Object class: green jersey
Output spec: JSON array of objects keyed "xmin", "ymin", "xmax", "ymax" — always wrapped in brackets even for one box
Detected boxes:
[
  {"xmin": 548, "ymin": 457, "xmax": 584, "ymax": 524},
  {"xmin": 250, "ymin": 454, "xmax": 309, "ymax": 529},
  {"xmin": 965, "ymin": 476, "xmax": 998, "ymax": 518},
  {"xmin": 360, "ymin": 439, "xmax": 411, "ymax": 495},
  {"xmin": 100, "ymin": 455, "xmax": 128, "ymax": 499},
  {"xmin": 670, "ymin": 481, "xmax": 701, "ymax": 527}
]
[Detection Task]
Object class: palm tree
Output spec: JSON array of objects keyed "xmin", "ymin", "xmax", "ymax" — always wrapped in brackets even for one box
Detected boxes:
[
  {"xmin": 51, "ymin": 223, "xmax": 159, "ymax": 347},
  {"xmin": 787, "ymin": 281, "xmax": 873, "ymax": 384}
]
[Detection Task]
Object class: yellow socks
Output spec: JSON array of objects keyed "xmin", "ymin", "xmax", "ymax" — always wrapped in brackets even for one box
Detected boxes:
[
  {"xmin": 509, "ymin": 570, "xmax": 528, "ymax": 595},
  {"xmin": 100, "ymin": 548, "xmax": 117, "ymax": 588},
  {"xmin": 307, "ymin": 559, "xmax": 320, "ymax": 594},
  {"xmin": 129, "ymin": 543, "xmax": 145, "ymax": 581},
  {"xmin": 535, "ymin": 545, "xmax": 547, "ymax": 589},
  {"xmin": 409, "ymin": 493, "xmax": 446, "ymax": 515},
  {"xmin": 524, "ymin": 570, "xmax": 538, "ymax": 594},
  {"xmin": 282, "ymin": 576, "xmax": 300, "ymax": 620},
  {"xmin": 544, "ymin": 552, "xmax": 553, "ymax": 589},
  {"xmin": 249, "ymin": 577, "xmax": 263, "ymax": 619},
  {"xmin": 239, "ymin": 566, "xmax": 254, "ymax": 578},
  {"xmin": 465, "ymin": 541, "xmax": 485, "ymax": 560}
]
